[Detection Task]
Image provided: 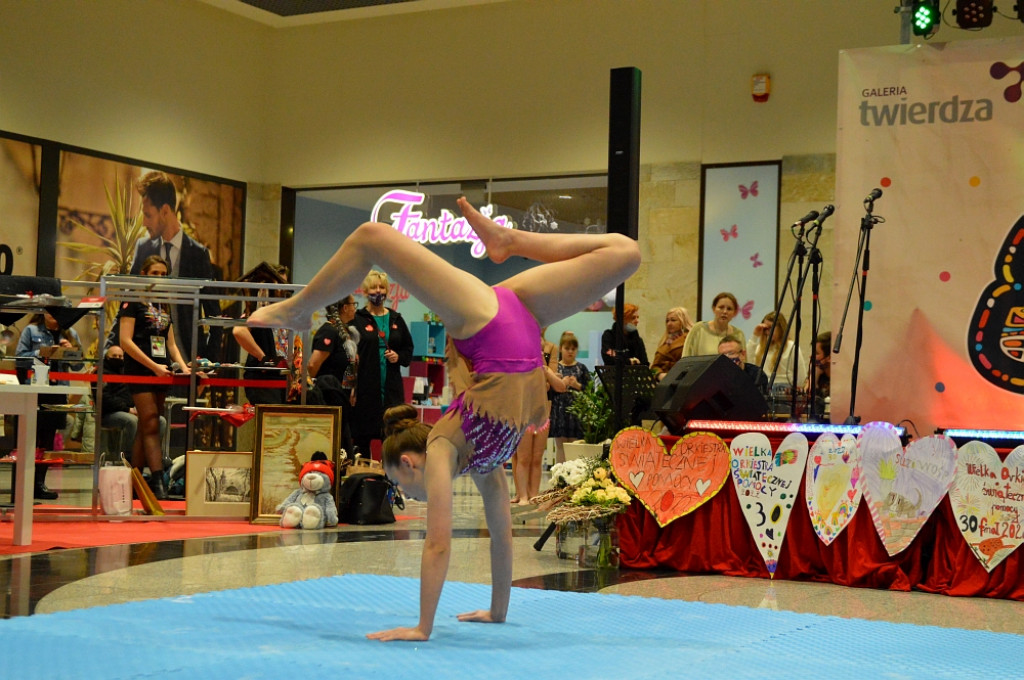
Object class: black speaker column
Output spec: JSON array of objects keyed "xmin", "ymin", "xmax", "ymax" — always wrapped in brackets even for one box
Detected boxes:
[
  {"xmin": 607, "ymin": 67, "xmax": 642, "ymax": 432},
  {"xmin": 607, "ymin": 67, "xmax": 641, "ymax": 241}
]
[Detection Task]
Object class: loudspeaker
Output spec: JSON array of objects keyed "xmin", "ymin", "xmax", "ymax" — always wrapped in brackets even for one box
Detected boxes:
[
  {"xmin": 653, "ymin": 354, "xmax": 769, "ymax": 435},
  {"xmin": 607, "ymin": 67, "xmax": 641, "ymax": 240}
]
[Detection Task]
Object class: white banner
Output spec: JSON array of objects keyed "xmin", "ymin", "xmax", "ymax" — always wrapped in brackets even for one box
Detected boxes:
[{"xmin": 834, "ymin": 38, "xmax": 1024, "ymax": 432}]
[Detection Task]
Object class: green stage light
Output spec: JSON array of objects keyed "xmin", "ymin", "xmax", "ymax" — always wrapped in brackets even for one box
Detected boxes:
[
  {"xmin": 955, "ymin": 0, "xmax": 994, "ymax": 27},
  {"xmin": 911, "ymin": 0, "xmax": 941, "ymax": 35}
]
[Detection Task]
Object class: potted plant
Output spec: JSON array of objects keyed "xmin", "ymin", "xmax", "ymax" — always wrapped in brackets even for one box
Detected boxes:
[{"xmin": 563, "ymin": 377, "xmax": 613, "ymax": 460}]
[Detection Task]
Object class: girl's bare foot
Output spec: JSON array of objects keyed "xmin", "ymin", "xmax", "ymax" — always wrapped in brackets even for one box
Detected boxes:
[
  {"xmin": 457, "ymin": 197, "xmax": 513, "ymax": 264},
  {"xmin": 247, "ymin": 298, "xmax": 312, "ymax": 331}
]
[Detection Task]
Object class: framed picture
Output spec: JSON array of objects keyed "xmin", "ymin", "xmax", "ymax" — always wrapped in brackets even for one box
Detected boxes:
[
  {"xmin": 251, "ymin": 405, "xmax": 342, "ymax": 523},
  {"xmin": 185, "ymin": 451, "xmax": 254, "ymax": 518}
]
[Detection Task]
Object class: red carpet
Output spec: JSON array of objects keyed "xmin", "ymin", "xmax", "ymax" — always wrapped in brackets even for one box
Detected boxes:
[
  {"xmin": 0, "ymin": 501, "xmax": 424, "ymax": 555},
  {"xmin": 0, "ymin": 516, "xmax": 286, "ymax": 556}
]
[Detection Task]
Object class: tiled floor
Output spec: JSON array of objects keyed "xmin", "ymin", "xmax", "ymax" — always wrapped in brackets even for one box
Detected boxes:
[{"xmin": 2, "ymin": 473, "xmax": 1023, "ymax": 636}]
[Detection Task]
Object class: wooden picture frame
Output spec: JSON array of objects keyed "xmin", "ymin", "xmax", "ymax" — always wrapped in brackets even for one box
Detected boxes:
[
  {"xmin": 251, "ymin": 405, "xmax": 342, "ymax": 523},
  {"xmin": 185, "ymin": 451, "xmax": 254, "ymax": 517}
]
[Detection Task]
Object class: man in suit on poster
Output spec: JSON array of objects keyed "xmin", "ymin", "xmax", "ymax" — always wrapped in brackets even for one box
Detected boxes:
[{"xmin": 129, "ymin": 171, "xmax": 219, "ymax": 361}]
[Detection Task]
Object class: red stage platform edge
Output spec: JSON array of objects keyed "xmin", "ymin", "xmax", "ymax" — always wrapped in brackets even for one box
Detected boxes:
[{"xmin": 616, "ymin": 434, "xmax": 1024, "ymax": 601}]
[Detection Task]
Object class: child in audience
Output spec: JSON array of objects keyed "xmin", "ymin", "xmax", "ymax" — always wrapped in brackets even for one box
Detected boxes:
[{"xmin": 550, "ymin": 331, "xmax": 590, "ymax": 463}]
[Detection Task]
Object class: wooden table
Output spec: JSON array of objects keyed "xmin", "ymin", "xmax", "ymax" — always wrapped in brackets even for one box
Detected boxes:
[{"xmin": 0, "ymin": 383, "xmax": 89, "ymax": 545}]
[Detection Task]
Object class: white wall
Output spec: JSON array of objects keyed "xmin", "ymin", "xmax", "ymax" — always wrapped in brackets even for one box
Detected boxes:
[{"xmin": 2, "ymin": 0, "xmax": 1020, "ymax": 187}]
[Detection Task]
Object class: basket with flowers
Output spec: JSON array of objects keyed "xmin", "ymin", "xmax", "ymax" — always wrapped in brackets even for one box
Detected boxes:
[{"xmin": 538, "ymin": 457, "xmax": 631, "ymax": 568}]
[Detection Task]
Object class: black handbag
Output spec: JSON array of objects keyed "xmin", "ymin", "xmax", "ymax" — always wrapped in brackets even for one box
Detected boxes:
[{"xmin": 336, "ymin": 472, "xmax": 403, "ymax": 525}]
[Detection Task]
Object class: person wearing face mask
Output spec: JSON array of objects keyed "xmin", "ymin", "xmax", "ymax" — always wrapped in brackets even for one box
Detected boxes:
[
  {"xmin": 351, "ymin": 270, "xmax": 414, "ymax": 458},
  {"xmin": 681, "ymin": 291, "xmax": 747, "ymax": 358},
  {"xmin": 601, "ymin": 303, "xmax": 648, "ymax": 366}
]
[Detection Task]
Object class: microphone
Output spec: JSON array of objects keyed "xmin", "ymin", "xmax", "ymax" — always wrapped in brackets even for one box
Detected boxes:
[
  {"xmin": 808, "ymin": 204, "xmax": 835, "ymax": 229},
  {"xmin": 864, "ymin": 188, "xmax": 883, "ymax": 203},
  {"xmin": 791, "ymin": 210, "xmax": 819, "ymax": 228}
]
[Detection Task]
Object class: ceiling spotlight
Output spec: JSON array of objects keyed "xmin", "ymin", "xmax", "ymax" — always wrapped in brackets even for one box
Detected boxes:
[
  {"xmin": 911, "ymin": 0, "xmax": 941, "ymax": 36},
  {"xmin": 954, "ymin": 0, "xmax": 994, "ymax": 27}
]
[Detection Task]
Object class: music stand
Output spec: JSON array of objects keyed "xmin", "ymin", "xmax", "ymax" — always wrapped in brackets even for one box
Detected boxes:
[{"xmin": 595, "ymin": 364, "xmax": 659, "ymax": 428}]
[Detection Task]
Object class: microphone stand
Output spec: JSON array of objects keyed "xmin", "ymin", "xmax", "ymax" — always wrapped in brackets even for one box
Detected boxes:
[
  {"xmin": 806, "ymin": 242, "xmax": 824, "ymax": 422},
  {"xmin": 834, "ymin": 200, "xmax": 883, "ymax": 424},
  {"xmin": 780, "ymin": 219, "xmax": 826, "ymax": 419},
  {"xmin": 758, "ymin": 220, "xmax": 809, "ymax": 397}
]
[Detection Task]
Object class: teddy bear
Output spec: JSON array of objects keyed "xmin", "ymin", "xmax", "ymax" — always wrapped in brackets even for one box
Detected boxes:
[{"xmin": 276, "ymin": 451, "xmax": 339, "ymax": 530}]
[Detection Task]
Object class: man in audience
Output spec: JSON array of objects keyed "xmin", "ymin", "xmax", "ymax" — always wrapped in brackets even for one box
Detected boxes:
[{"xmin": 718, "ymin": 335, "xmax": 768, "ymax": 395}]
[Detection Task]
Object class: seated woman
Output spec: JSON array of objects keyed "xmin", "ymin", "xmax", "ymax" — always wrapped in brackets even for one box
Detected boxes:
[
  {"xmin": 15, "ymin": 310, "xmax": 82, "ymax": 499},
  {"xmin": 681, "ymin": 292, "xmax": 746, "ymax": 357},
  {"xmin": 808, "ymin": 330, "xmax": 832, "ymax": 405},
  {"xmin": 746, "ymin": 311, "xmax": 804, "ymax": 387},
  {"xmin": 651, "ymin": 306, "xmax": 693, "ymax": 380},
  {"xmin": 601, "ymin": 303, "xmax": 648, "ymax": 366}
]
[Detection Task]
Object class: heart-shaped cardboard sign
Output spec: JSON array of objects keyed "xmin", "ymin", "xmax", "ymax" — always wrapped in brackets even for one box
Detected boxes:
[
  {"xmin": 859, "ymin": 421, "xmax": 957, "ymax": 556},
  {"xmin": 730, "ymin": 431, "xmax": 809, "ymax": 575},
  {"xmin": 950, "ymin": 441, "xmax": 1024, "ymax": 572},
  {"xmin": 609, "ymin": 427, "xmax": 730, "ymax": 527},
  {"xmin": 805, "ymin": 432, "xmax": 862, "ymax": 545}
]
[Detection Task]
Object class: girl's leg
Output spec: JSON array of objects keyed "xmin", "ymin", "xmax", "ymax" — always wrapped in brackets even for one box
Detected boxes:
[
  {"xmin": 508, "ymin": 453, "xmax": 520, "ymax": 502},
  {"xmin": 512, "ymin": 436, "xmax": 532, "ymax": 506},
  {"xmin": 526, "ymin": 425, "xmax": 548, "ymax": 500},
  {"xmin": 249, "ymin": 222, "xmax": 497, "ymax": 339},
  {"xmin": 458, "ymin": 198, "xmax": 641, "ymax": 328}
]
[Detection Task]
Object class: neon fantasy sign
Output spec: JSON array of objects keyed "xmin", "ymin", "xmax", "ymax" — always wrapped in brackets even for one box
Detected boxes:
[{"xmin": 370, "ymin": 190, "xmax": 512, "ymax": 259}]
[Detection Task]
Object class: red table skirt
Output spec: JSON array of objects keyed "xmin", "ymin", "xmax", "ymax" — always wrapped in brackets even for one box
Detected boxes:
[{"xmin": 618, "ymin": 457, "xmax": 1024, "ymax": 600}]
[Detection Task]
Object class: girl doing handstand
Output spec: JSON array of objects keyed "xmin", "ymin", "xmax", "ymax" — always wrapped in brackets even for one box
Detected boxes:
[{"xmin": 249, "ymin": 198, "xmax": 640, "ymax": 642}]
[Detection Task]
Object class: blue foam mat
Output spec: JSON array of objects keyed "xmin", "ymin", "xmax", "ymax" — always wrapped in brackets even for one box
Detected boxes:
[{"xmin": 1, "ymin": 574, "xmax": 1021, "ymax": 679}]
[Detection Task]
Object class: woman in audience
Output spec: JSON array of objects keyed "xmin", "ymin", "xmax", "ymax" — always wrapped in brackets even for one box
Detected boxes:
[
  {"xmin": 747, "ymin": 311, "xmax": 804, "ymax": 387},
  {"xmin": 119, "ymin": 255, "xmax": 189, "ymax": 499},
  {"xmin": 351, "ymin": 270, "xmax": 414, "ymax": 458},
  {"xmin": 510, "ymin": 327, "xmax": 559, "ymax": 504},
  {"xmin": 651, "ymin": 306, "xmax": 693, "ymax": 380},
  {"xmin": 681, "ymin": 292, "xmax": 746, "ymax": 357}
]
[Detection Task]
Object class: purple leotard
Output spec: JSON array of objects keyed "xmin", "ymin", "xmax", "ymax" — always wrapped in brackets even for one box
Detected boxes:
[{"xmin": 429, "ymin": 286, "xmax": 548, "ymax": 475}]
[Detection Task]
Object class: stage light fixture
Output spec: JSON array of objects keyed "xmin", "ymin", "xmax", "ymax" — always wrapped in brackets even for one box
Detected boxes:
[
  {"xmin": 954, "ymin": 0, "xmax": 994, "ymax": 27},
  {"xmin": 938, "ymin": 427, "xmax": 1024, "ymax": 447},
  {"xmin": 684, "ymin": 420, "xmax": 905, "ymax": 438},
  {"xmin": 911, "ymin": 0, "xmax": 941, "ymax": 36}
]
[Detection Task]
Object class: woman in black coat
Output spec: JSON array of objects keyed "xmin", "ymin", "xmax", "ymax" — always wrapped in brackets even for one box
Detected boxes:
[{"xmin": 351, "ymin": 270, "xmax": 414, "ymax": 457}]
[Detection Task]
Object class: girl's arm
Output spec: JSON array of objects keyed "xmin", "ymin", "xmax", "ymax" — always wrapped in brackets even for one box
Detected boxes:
[
  {"xmin": 119, "ymin": 315, "xmax": 171, "ymax": 377},
  {"xmin": 367, "ymin": 442, "xmax": 455, "ymax": 642},
  {"xmin": 457, "ymin": 466, "xmax": 513, "ymax": 626}
]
